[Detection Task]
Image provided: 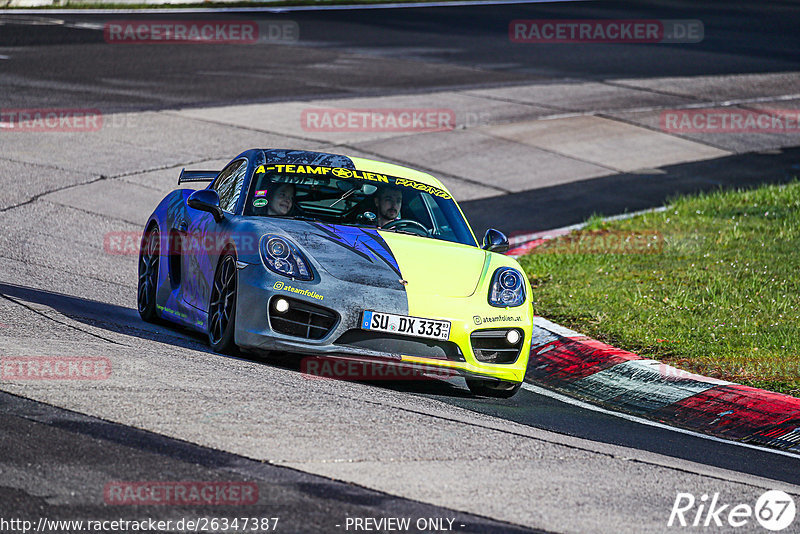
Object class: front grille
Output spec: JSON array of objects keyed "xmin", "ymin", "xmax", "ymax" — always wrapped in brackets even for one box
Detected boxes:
[
  {"xmin": 268, "ymin": 297, "xmax": 338, "ymax": 340},
  {"xmin": 335, "ymin": 329, "xmax": 464, "ymax": 361},
  {"xmin": 470, "ymin": 329, "xmax": 524, "ymax": 364}
]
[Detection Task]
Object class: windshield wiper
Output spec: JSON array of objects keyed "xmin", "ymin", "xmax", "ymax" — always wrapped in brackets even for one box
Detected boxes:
[
  {"xmin": 271, "ymin": 214, "xmax": 317, "ymax": 221},
  {"xmin": 383, "ymin": 227, "xmax": 423, "ymax": 237},
  {"xmin": 330, "ymin": 186, "xmax": 361, "ymax": 208}
]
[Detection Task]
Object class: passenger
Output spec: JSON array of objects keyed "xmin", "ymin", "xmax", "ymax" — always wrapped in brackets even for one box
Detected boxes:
[
  {"xmin": 373, "ymin": 186, "xmax": 403, "ymax": 227},
  {"xmin": 267, "ymin": 183, "xmax": 295, "ymax": 216}
]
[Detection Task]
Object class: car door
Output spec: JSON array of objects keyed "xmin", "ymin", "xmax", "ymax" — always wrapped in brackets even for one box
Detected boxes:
[{"xmin": 182, "ymin": 158, "xmax": 248, "ymax": 312}]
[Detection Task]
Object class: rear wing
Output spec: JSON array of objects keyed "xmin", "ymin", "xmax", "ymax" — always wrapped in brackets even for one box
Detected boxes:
[{"xmin": 178, "ymin": 168, "xmax": 218, "ymax": 185}]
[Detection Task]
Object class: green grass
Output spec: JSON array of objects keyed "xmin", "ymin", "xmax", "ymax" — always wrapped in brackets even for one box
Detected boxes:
[{"xmin": 518, "ymin": 181, "xmax": 800, "ymax": 397}]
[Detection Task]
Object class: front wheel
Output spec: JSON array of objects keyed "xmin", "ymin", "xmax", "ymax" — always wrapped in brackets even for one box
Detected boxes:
[
  {"xmin": 466, "ymin": 378, "xmax": 522, "ymax": 398},
  {"xmin": 208, "ymin": 253, "xmax": 238, "ymax": 354}
]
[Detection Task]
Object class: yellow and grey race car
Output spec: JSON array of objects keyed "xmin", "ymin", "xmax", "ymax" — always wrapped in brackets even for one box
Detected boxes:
[{"xmin": 138, "ymin": 149, "xmax": 532, "ymax": 397}]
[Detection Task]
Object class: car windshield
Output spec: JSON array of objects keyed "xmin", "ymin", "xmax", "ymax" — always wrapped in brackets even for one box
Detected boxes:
[{"xmin": 244, "ymin": 164, "xmax": 477, "ymax": 247}]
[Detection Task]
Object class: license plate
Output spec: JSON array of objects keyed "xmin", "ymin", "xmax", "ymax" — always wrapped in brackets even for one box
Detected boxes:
[{"xmin": 361, "ymin": 311, "xmax": 450, "ymax": 341}]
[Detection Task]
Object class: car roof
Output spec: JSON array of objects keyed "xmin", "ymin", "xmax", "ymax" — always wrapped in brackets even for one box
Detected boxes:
[{"xmin": 347, "ymin": 156, "xmax": 448, "ymax": 191}]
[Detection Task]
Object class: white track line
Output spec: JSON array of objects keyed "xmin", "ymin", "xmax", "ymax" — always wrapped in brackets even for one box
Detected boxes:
[
  {"xmin": 521, "ymin": 382, "xmax": 800, "ymax": 460},
  {"xmin": 0, "ymin": 0, "xmax": 588, "ymax": 14}
]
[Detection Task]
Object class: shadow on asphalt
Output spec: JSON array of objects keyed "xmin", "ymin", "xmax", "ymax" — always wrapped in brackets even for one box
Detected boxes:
[
  {"xmin": 463, "ymin": 146, "xmax": 800, "ymax": 238},
  {"xmin": 0, "ymin": 393, "xmax": 541, "ymax": 534},
  {"xmin": 3, "ymin": 282, "xmax": 800, "ymax": 487},
  {"xmin": 0, "ymin": 282, "xmax": 214, "ymax": 354},
  {"xmin": 243, "ymin": 350, "xmax": 474, "ymax": 398},
  {"xmin": 0, "ymin": 282, "xmax": 473, "ymax": 398}
]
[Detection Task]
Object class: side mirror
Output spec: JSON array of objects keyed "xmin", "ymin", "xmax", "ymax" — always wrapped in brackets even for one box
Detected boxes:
[
  {"xmin": 187, "ymin": 189, "xmax": 224, "ymax": 222},
  {"xmin": 482, "ymin": 228, "xmax": 509, "ymax": 253}
]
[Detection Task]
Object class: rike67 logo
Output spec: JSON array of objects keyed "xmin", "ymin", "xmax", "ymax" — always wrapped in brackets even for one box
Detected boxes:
[{"xmin": 669, "ymin": 491, "xmax": 796, "ymax": 531}]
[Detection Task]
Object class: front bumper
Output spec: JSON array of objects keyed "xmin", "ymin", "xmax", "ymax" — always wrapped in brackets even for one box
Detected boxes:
[{"xmin": 234, "ymin": 263, "xmax": 530, "ymax": 383}]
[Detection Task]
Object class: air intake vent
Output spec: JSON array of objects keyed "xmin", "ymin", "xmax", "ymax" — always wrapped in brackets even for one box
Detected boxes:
[
  {"xmin": 269, "ymin": 296, "xmax": 338, "ymax": 340},
  {"xmin": 470, "ymin": 329, "xmax": 524, "ymax": 364}
]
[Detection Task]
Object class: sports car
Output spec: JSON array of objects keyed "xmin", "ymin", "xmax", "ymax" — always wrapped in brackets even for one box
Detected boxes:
[{"xmin": 138, "ymin": 149, "xmax": 533, "ymax": 397}]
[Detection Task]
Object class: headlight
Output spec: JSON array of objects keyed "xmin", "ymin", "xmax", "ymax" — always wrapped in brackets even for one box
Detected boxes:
[
  {"xmin": 488, "ymin": 267, "xmax": 525, "ymax": 307},
  {"xmin": 260, "ymin": 235, "xmax": 313, "ymax": 281}
]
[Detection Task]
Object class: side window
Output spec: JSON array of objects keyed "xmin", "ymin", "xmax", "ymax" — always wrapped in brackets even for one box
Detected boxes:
[{"xmin": 212, "ymin": 160, "xmax": 247, "ymax": 214}]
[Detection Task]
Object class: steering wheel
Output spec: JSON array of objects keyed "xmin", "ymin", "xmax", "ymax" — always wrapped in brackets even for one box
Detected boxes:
[{"xmin": 382, "ymin": 218, "xmax": 430, "ymax": 237}]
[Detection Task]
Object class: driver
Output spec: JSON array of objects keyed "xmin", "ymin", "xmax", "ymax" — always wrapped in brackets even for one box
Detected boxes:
[{"xmin": 373, "ymin": 186, "xmax": 402, "ymax": 227}]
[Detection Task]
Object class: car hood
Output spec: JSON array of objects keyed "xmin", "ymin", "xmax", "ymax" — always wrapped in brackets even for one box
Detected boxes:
[
  {"xmin": 275, "ymin": 222, "xmax": 486, "ymax": 296},
  {"xmin": 379, "ymin": 230, "xmax": 487, "ymax": 298}
]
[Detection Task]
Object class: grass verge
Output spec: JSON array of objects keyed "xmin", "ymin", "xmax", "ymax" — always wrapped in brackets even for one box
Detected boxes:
[{"xmin": 518, "ymin": 181, "xmax": 800, "ymax": 397}]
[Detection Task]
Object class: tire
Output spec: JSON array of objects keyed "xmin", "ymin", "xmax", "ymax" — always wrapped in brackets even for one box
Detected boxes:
[
  {"xmin": 137, "ymin": 227, "xmax": 160, "ymax": 323},
  {"xmin": 466, "ymin": 378, "xmax": 522, "ymax": 399},
  {"xmin": 208, "ymin": 252, "xmax": 239, "ymax": 355}
]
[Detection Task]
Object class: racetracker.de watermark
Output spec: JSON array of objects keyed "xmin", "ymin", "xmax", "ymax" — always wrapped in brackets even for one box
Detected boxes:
[
  {"xmin": 105, "ymin": 231, "xmax": 267, "ymax": 256},
  {"xmin": 103, "ymin": 20, "xmax": 298, "ymax": 44},
  {"xmin": 1, "ymin": 357, "xmax": 111, "ymax": 380},
  {"xmin": 104, "ymin": 481, "xmax": 258, "ymax": 506},
  {"xmin": 301, "ymin": 108, "xmax": 456, "ymax": 132},
  {"xmin": 661, "ymin": 109, "xmax": 800, "ymax": 133},
  {"xmin": 509, "ymin": 19, "xmax": 703, "ymax": 43},
  {"xmin": 0, "ymin": 109, "xmax": 102, "ymax": 132},
  {"xmin": 301, "ymin": 356, "xmax": 458, "ymax": 381},
  {"xmin": 534, "ymin": 230, "xmax": 664, "ymax": 254}
]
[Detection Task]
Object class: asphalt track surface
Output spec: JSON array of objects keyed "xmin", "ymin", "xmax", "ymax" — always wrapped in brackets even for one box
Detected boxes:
[
  {"xmin": 2, "ymin": 0, "xmax": 800, "ymax": 235},
  {"xmin": 2, "ymin": 1, "xmax": 800, "ymax": 532},
  {"xmin": 1, "ymin": 1, "xmax": 799, "ymax": 110}
]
